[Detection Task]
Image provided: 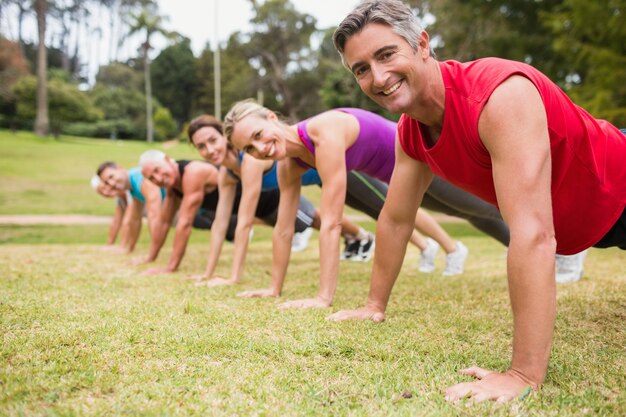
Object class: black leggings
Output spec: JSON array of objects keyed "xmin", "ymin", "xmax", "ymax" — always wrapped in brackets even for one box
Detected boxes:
[
  {"xmin": 593, "ymin": 206, "xmax": 626, "ymax": 250},
  {"xmin": 343, "ymin": 171, "xmax": 510, "ymax": 246}
]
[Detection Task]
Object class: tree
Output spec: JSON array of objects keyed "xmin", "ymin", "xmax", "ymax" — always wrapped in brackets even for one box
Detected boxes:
[
  {"xmin": 0, "ymin": 37, "xmax": 31, "ymax": 130},
  {"xmin": 407, "ymin": 0, "xmax": 565, "ymax": 78},
  {"xmin": 192, "ymin": 43, "xmax": 215, "ymax": 118},
  {"xmin": 34, "ymin": 0, "xmax": 49, "ymax": 136},
  {"xmin": 95, "ymin": 61, "xmax": 142, "ymax": 90},
  {"xmin": 92, "ymin": 62, "xmax": 146, "ymax": 139},
  {"xmin": 244, "ymin": 0, "xmax": 319, "ymax": 120},
  {"xmin": 542, "ymin": 0, "xmax": 626, "ymax": 126},
  {"xmin": 151, "ymin": 37, "xmax": 196, "ymax": 128},
  {"xmin": 13, "ymin": 75, "xmax": 102, "ymax": 136},
  {"xmin": 123, "ymin": 1, "xmax": 172, "ymax": 142}
]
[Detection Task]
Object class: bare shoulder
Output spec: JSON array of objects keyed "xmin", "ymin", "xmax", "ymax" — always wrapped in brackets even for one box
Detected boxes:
[
  {"xmin": 306, "ymin": 110, "xmax": 358, "ymax": 139},
  {"xmin": 184, "ymin": 161, "xmax": 217, "ymax": 189}
]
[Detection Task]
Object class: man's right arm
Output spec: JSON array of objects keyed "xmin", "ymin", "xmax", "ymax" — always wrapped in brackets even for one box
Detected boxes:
[
  {"xmin": 122, "ymin": 198, "xmax": 144, "ymax": 252},
  {"xmin": 143, "ymin": 192, "xmax": 178, "ymax": 263},
  {"xmin": 328, "ymin": 137, "xmax": 432, "ymax": 321},
  {"xmin": 141, "ymin": 179, "xmax": 164, "ymax": 238}
]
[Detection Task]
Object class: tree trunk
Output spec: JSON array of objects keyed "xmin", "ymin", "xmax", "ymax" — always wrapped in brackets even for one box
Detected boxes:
[
  {"xmin": 34, "ymin": 0, "xmax": 49, "ymax": 137},
  {"xmin": 144, "ymin": 44, "xmax": 154, "ymax": 143}
]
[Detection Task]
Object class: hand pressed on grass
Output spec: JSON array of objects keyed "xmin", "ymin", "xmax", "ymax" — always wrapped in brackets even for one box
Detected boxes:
[{"xmin": 444, "ymin": 366, "xmax": 536, "ymax": 404}]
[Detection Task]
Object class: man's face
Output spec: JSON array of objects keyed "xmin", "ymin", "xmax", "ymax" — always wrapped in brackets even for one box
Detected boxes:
[
  {"xmin": 343, "ymin": 23, "xmax": 428, "ymax": 115},
  {"xmin": 99, "ymin": 166, "xmax": 128, "ymax": 192},
  {"xmin": 142, "ymin": 159, "xmax": 177, "ymax": 188}
]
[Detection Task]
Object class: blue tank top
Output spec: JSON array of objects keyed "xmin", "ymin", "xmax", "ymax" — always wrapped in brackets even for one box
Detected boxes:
[
  {"xmin": 295, "ymin": 108, "xmax": 397, "ymax": 183},
  {"xmin": 128, "ymin": 167, "xmax": 166, "ymax": 203},
  {"xmin": 237, "ymin": 151, "xmax": 321, "ymax": 190},
  {"xmin": 261, "ymin": 161, "xmax": 321, "ymax": 191}
]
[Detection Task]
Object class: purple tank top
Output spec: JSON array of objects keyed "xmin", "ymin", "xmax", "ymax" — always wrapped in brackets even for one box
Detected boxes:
[{"xmin": 295, "ymin": 108, "xmax": 397, "ymax": 183}]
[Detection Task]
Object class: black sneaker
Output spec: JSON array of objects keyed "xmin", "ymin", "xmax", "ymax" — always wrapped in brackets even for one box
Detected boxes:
[
  {"xmin": 354, "ymin": 234, "xmax": 375, "ymax": 262},
  {"xmin": 340, "ymin": 238, "xmax": 360, "ymax": 260}
]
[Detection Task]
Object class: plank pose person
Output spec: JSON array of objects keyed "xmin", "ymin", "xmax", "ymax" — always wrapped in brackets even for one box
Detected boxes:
[
  {"xmin": 90, "ymin": 174, "xmax": 130, "ymax": 250},
  {"xmin": 96, "ymin": 161, "xmax": 166, "ymax": 254},
  {"xmin": 224, "ymin": 102, "xmax": 512, "ymax": 308},
  {"xmin": 187, "ymin": 114, "xmax": 436, "ymax": 293},
  {"xmin": 139, "ymin": 148, "xmax": 327, "ymax": 278},
  {"xmin": 329, "ymin": 0, "xmax": 626, "ymax": 403}
]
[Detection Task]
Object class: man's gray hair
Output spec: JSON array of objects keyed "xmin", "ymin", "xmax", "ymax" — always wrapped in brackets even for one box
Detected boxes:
[
  {"xmin": 333, "ymin": 0, "xmax": 425, "ymax": 64},
  {"xmin": 139, "ymin": 149, "xmax": 167, "ymax": 167}
]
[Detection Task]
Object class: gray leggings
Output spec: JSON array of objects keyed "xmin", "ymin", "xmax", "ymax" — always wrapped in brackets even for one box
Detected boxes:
[
  {"xmin": 344, "ymin": 171, "xmax": 510, "ymax": 246},
  {"xmin": 261, "ymin": 195, "xmax": 316, "ymax": 233}
]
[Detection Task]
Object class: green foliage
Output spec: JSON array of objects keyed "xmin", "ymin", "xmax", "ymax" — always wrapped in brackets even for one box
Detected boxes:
[
  {"xmin": 192, "ymin": 44, "xmax": 216, "ymax": 116},
  {"xmin": 0, "ymin": 37, "xmax": 30, "ymax": 130},
  {"xmin": 12, "ymin": 76, "xmax": 102, "ymax": 136},
  {"xmin": 89, "ymin": 78, "xmax": 147, "ymax": 139},
  {"xmin": 91, "ymin": 85, "xmax": 145, "ymax": 121},
  {"xmin": 153, "ymin": 106, "xmax": 177, "ymax": 140},
  {"xmin": 95, "ymin": 62, "xmax": 143, "ymax": 90},
  {"xmin": 541, "ymin": 0, "xmax": 626, "ymax": 125},
  {"xmin": 0, "ymin": 129, "xmax": 198, "ymax": 215},
  {"xmin": 151, "ymin": 38, "xmax": 197, "ymax": 126},
  {"xmin": 62, "ymin": 119, "xmax": 138, "ymax": 140},
  {"xmin": 244, "ymin": 0, "xmax": 321, "ymax": 119}
]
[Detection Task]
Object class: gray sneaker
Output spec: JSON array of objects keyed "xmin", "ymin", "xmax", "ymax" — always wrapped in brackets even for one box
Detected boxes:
[
  {"xmin": 443, "ymin": 241, "xmax": 468, "ymax": 276},
  {"xmin": 555, "ymin": 249, "xmax": 588, "ymax": 283},
  {"xmin": 419, "ymin": 238, "xmax": 439, "ymax": 273}
]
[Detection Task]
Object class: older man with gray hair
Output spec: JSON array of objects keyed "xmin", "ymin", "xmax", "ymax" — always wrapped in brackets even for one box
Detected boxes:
[{"xmin": 329, "ymin": 0, "xmax": 626, "ymax": 404}]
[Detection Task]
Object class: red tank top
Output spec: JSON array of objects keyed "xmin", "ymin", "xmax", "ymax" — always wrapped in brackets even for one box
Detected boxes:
[{"xmin": 398, "ymin": 58, "xmax": 626, "ymax": 254}]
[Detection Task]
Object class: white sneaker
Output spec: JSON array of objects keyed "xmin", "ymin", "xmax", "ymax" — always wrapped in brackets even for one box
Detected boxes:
[
  {"xmin": 291, "ymin": 227, "xmax": 313, "ymax": 253},
  {"xmin": 555, "ymin": 249, "xmax": 588, "ymax": 283},
  {"xmin": 353, "ymin": 233, "xmax": 375, "ymax": 262},
  {"xmin": 443, "ymin": 241, "xmax": 468, "ymax": 276},
  {"xmin": 419, "ymin": 238, "xmax": 439, "ymax": 273}
]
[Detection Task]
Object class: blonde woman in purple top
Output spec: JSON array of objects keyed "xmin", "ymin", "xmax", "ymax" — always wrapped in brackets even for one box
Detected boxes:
[{"xmin": 224, "ymin": 102, "xmax": 506, "ymax": 308}]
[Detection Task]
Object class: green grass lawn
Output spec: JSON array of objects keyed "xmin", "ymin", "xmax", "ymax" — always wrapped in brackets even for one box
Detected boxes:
[
  {"xmin": 0, "ymin": 130, "xmax": 199, "ymax": 216},
  {"xmin": 1, "ymin": 130, "xmax": 625, "ymax": 415}
]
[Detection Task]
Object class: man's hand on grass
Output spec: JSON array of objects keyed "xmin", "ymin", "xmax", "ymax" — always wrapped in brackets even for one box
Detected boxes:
[{"xmin": 444, "ymin": 366, "xmax": 535, "ymax": 404}]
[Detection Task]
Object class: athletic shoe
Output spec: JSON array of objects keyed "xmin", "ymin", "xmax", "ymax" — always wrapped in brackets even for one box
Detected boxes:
[
  {"xmin": 419, "ymin": 238, "xmax": 439, "ymax": 273},
  {"xmin": 340, "ymin": 237, "xmax": 360, "ymax": 260},
  {"xmin": 443, "ymin": 241, "xmax": 469, "ymax": 276},
  {"xmin": 291, "ymin": 227, "xmax": 313, "ymax": 253},
  {"xmin": 353, "ymin": 233, "xmax": 376, "ymax": 262},
  {"xmin": 555, "ymin": 249, "xmax": 588, "ymax": 284}
]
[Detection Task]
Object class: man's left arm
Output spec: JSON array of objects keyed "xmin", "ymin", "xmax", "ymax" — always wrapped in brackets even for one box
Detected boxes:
[{"xmin": 445, "ymin": 75, "xmax": 557, "ymax": 403}]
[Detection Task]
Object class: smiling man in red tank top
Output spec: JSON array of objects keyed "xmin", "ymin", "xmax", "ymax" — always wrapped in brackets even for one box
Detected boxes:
[{"xmin": 328, "ymin": 0, "xmax": 626, "ymax": 404}]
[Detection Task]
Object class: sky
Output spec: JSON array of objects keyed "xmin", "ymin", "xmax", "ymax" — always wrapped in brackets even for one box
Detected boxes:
[
  {"xmin": 1, "ymin": 0, "xmax": 360, "ymax": 84},
  {"xmin": 157, "ymin": 0, "xmax": 360, "ymax": 54}
]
